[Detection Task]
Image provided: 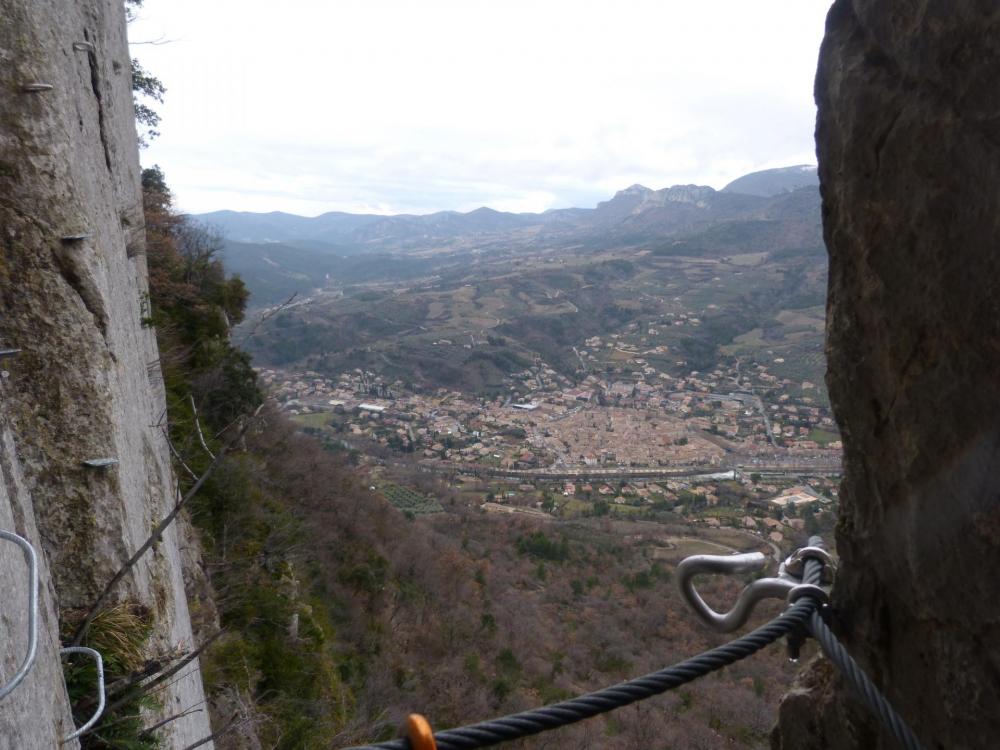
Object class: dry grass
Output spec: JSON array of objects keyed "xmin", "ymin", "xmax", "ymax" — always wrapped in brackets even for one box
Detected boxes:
[{"xmin": 61, "ymin": 602, "xmax": 153, "ymax": 674}]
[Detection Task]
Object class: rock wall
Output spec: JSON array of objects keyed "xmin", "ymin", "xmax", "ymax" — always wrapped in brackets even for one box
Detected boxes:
[
  {"xmin": 0, "ymin": 417, "xmax": 76, "ymax": 747},
  {"xmin": 775, "ymin": 2, "xmax": 1000, "ymax": 748},
  {"xmin": 0, "ymin": 0, "xmax": 213, "ymax": 746}
]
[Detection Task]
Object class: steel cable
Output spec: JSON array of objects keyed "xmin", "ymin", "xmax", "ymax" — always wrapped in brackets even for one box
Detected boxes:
[
  {"xmin": 807, "ymin": 611, "xmax": 924, "ymax": 750},
  {"xmin": 344, "ymin": 553, "xmax": 924, "ymax": 750},
  {"xmin": 345, "ymin": 559, "xmax": 823, "ymax": 750}
]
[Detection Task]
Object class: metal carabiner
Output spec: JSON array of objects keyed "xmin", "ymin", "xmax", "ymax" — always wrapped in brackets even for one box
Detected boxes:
[
  {"xmin": 677, "ymin": 551, "xmax": 798, "ymax": 633},
  {"xmin": 0, "ymin": 529, "xmax": 39, "ymax": 703}
]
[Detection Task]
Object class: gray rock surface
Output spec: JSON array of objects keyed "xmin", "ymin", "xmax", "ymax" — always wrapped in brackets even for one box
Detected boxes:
[
  {"xmin": 0, "ymin": 419, "xmax": 78, "ymax": 748},
  {"xmin": 0, "ymin": 0, "xmax": 213, "ymax": 746},
  {"xmin": 774, "ymin": 2, "xmax": 1000, "ymax": 748}
]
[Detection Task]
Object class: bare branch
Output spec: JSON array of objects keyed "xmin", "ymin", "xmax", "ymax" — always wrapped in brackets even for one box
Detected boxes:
[
  {"xmin": 77, "ymin": 703, "xmax": 204, "ymax": 742},
  {"xmin": 105, "ymin": 630, "xmax": 224, "ymax": 711},
  {"xmin": 163, "ymin": 427, "xmax": 198, "ymax": 480},
  {"xmin": 213, "ymin": 395, "xmax": 275, "ymax": 440},
  {"xmin": 139, "ymin": 705, "xmax": 204, "ymax": 739},
  {"xmin": 149, "ymin": 405, "xmax": 168, "ymax": 429},
  {"xmin": 234, "ymin": 292, "xmax": 297, "ymax": 347},
  {"xmin": 133, "ymin": 665, "xmax": 199, "ymax": 701},
  {"xmin": 189, "ymin": 395, "xmax": 216, "ymax": 460},
  {"xmin": 71, "ymin": 408, "xmax": 262, "ymax": 646},
  {"xmin": 129, "ymin": 35, "xmax": 179, "ymax": 46},
  {"xmin": 181, "ymin": 715, "xmax": 254, "ymax": 750}
]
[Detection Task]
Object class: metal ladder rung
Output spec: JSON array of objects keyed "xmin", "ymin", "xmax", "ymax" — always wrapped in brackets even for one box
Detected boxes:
[
  {"xmin": 60, "ymin": 646, "xmax": 106, "ymax": 742},
  {"xmin": 0, "ymin": 529, "xmax": 39, "ymax": 702}
]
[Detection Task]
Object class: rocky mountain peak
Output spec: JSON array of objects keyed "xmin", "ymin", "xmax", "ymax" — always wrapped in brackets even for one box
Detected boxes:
[
  {"xmin": 598, "ymin": 183, "xmax": 716, "ymax": 217},
  {"xmin": 658, "ymin": 184, "xmax": 717, "ymax": 205},
  {"xmin": 615, "ymin": 184, "xmax": 655, "ymax": 198}
]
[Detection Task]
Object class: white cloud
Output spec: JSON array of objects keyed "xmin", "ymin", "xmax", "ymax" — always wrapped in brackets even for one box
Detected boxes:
[{"xmin": 129, "ymin": 0, "xmax": 831, "ymax": 216}]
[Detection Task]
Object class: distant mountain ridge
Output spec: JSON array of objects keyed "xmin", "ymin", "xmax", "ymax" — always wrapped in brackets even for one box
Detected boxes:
[
  {"xmin": 207, "ymin": 166, "xmax": 823, "ymax": 306},
  {"xmin": 195, "ymin": 165, "xmax": 819, "ymax": 247},
  {"xmin": 721, "ymin": 164, "xmax": 818, "ymax": 197}
]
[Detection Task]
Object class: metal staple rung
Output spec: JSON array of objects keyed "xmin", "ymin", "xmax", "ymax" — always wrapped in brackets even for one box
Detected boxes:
[
  {"xmin": 0, "ymin": 530, "xmax": 39, "ymax": 703},
  {"xmin": 82, "ymin": 458, "xmax": 118, "ymax": 469},
  {"xmin": 21, "ymin": 83, "xmax": 53, "ymax": 93},
  {"xmin": 60, "ymin": 646, "xmax": 106, "ymax": 742}
]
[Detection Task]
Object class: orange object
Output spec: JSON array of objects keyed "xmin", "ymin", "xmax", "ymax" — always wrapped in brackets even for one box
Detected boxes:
[{"xmin": 406, "ymin": 714, "xmax": 437, "ymax": 750}]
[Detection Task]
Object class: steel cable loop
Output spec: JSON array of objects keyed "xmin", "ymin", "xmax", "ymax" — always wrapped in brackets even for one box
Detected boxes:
[
  {"xmin": 345, "ymin": 568, "xmax": 824, "ymax": 750},
  {"xmin": 807, "ymin": 611, "xmax": 924, "ymax": 750}
]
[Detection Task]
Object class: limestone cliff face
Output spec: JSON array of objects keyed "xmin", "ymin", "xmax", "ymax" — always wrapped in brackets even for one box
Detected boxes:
[
  {"xmin": 775, "ymin": 2, "xmax": 1000, "ymax": 748},
  {"xmin": 0, "ymin": 0, "xmax": 213, "ymax": 746}
]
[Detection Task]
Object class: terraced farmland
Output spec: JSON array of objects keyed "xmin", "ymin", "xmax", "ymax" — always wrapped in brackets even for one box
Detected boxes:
[{"xmin": 380, "ymin": 483, "xmax": 444, "ymax": 515}]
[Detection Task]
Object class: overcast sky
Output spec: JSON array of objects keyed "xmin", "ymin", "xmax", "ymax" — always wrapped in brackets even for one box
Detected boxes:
[{"xmin": 129, "ymin": 0, "xmax": 831, "ymax": 217}]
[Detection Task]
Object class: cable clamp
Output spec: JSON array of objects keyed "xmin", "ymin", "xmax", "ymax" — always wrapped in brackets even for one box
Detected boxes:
[
  {"xmin": 782, "ymin": 546, "xmax": 836, "ymax": 583},
  {"xmin": 787, "ymin": 582, "xmax": 829, "ymax": 606}
]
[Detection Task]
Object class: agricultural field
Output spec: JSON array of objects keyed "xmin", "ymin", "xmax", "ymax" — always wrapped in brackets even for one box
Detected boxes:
[
  {"xmin": 650, "ymin": 536, "xmax": 738, "ymax": 562},
  {"xmin": 379, "ymin": 483, "xmax": 444, "ymax": 515},
  {"xmin": 290, "ymin": 412, "xmax": 332, "ymax": 430},
  {"xmin": 807, "ymin": 428, "xmax": 840, "ymax": 446}
]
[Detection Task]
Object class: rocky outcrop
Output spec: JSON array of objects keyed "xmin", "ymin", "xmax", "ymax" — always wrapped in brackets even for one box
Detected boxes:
[
  {"xmin": 0, "ymin": 0, "xmax": 212, "ymax": 747},
  {"xmin": 775, "ymin": 2, "xmax": 1000, "ymax": 748}
]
